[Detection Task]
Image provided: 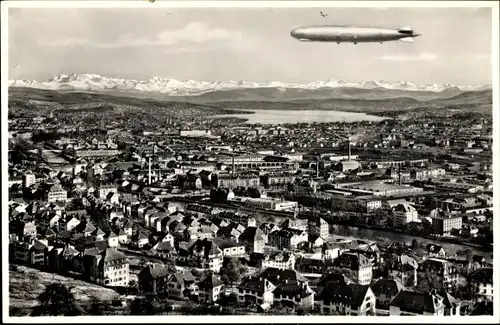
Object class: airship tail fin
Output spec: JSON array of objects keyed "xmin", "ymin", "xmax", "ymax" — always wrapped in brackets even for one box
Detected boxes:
[{"xmin": 399, "ymin": 37, "xmax": 414, "ymax": 43}]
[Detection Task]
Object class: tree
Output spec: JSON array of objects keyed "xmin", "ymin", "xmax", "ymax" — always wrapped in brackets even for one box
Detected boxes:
[
  {"xmin": 31, "ymin": 283, "xmax": 84, "ymax": 316},
  {"xmin": 89, "ymin": 301, "xmax": 106, "ymax": 315},
  {"xmin": 456, "ymin": 248, "xmax": 473, "ymax": 261},
  {"xmin": 129, "ymin": 297, "xmax": 155, "ymax": 315},
  {"xmin": 220, "ymin": 258, "xmax": 246, "ymax": 288},
  {"xmin": 411, "ymin": 239, "xmax": 422, "ymax": 250}
]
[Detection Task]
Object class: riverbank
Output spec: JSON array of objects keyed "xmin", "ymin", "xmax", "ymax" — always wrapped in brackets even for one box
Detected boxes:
[
  {"xmin": 341, "ymin": 222, "xmax": 488, "ymax": 251},
  {"xmin": 329, "ymin": 224, "xmax": 493, "ymax": 260}
]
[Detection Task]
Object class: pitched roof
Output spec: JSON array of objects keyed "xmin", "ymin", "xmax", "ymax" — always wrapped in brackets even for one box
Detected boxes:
[
  {"xmin": 274, "ymin": 282, "xmax": 312, "ymax": 299},
  {"xmin": 260, "ymin": 267, "xmax": 306, "ymax": 285},
  {"xmin": 318, "ymin": 272, "xmax": 353, "ymax": 288},
  {"xmin": 31, "ymin": 240, "xmax": 48, "ymax": 251},
  {"xmin": 62, "ymin": 245, "xmax": 79, "ymax": 256},
  {"xmin": 198, "ymin": 275, "xmax": 224, "ymax": 290},
  {"xmin": 436, "ymin": 290, "xmax": 460, "ymax": 309},
  {"xmin": 333, "ymin": 252, "xmax": 371, "ymax": 270},
  {"xmin": 470, "ymin": 267, "xmax": 493, "ymax": 285},
  {"xmin": 95, "ymin": 240, "xmax": 110, "ymax": 251},
  {"xmin": 101, "ymin": 247, "xmax": 127, "ymax": 262},
  {"xmin": 320, "ymin": 284, "xmax": 371, "ymax": 307},
  {"xmin": 83, "ymin": 247, "xmax": 101, "ymax": 256},
  {"xmin": 140, "ymin": 264, "xmax": 171, "ymax": 279},
  {"xmin": 370, "ymin": 279, "xmax": 404, "ymax": 297},
  {"xmin": 390, "ymin": 290, "xmax": 443, "ymax": 314},
  {"xmin": 239, "ymin": 226, "xmax": 262, "ymax": 241},
  {"xmin": 237, "ymin": 276, "xmax": 273, "ymax": 293}
]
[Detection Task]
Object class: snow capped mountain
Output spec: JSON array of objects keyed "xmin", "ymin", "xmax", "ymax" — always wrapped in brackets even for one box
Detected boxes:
[{"xmin": 8, "ymin": 73, "xmax": 491, "ymax": 96}]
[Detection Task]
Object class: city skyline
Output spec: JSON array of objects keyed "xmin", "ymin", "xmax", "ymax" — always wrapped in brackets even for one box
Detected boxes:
[{"xmin": 9, "ymin": 6, "xmax": 493, "ymax": 85}]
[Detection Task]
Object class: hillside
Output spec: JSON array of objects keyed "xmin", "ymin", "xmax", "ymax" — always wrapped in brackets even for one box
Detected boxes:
[
  {"xmin": 8, "ymin": 85, "xmax": 492, "ymax": 118},
  {"xmin": 9, "ymin": 265, "xmax": 121, "ymax": 311}
]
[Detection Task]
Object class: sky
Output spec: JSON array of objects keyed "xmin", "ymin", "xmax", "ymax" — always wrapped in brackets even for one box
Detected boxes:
[{"xmin": 8, "ymin": 6, "xmax": 493, "ymax": 85}]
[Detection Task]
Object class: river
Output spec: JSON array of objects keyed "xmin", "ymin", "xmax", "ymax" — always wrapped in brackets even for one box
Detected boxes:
[
  {"xmin": 169, "ymin": 199, "xmax": 492, "ymax": 260},
  {"xmin": 211, "ymin": 109, "xmax": 386, "ymax": 125},
  {"xmin": 329, "ymin": 224, "xmax": 493, "ymax": 261},
  {"xmin": 41, "ymin": 150, "xmax": 69, "ymax": 164}
]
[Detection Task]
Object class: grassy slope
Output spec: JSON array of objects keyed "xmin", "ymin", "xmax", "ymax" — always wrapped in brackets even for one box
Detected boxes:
[{"xmin": 9, "ymin": 265, "xmax": 121, "ymax": 309}]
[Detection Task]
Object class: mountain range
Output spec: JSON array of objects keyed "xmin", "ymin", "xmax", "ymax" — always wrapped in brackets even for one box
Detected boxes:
[{"xmin": 8, "ymin": 73, "xmax": 492, "ymax": 102}]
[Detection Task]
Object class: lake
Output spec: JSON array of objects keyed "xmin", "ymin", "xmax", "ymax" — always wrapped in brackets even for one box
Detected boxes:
[{"xmin": 211, "ymin": 109, "xmax": 387, "ymax": 125}]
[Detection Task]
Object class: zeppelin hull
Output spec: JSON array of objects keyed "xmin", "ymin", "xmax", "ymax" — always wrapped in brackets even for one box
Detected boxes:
[{"xmin": 291, "ymin": 26, "xmax": 419, "ymax": 43}]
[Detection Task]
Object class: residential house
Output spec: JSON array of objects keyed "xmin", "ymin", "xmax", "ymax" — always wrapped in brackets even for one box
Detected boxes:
[
  {"xmin": 258, "ymin": 223, "xmax": 281, "ymax": 244},
  {"xmin": 47, "ymin": 185, "xmax": 67, "ymax": 203},
  {"xmin": 388, "ymin": 255, "xmax": 418, "ymax": 287},
  {"xmin": 319, "ymin": 284, "xmax": 376, "ymax": 316},
  {"xmin": 86, "ymin": 248, "xmax": 130, "ymax": 287},
  {"xmin": 238, "ymin": 226, "xmax": 266, "ymax": 254},
  {"xmin": 117, "ymin": 229, "xmax": 128, "ymax": 245},
  {"xmin": 58, "ymin": 215, "xmax": 80, "ymax": 233},
  {"xmin": 188, "ymin": 239, "xmax": 223, "ymax": 273},
  {"xmin": 426, "ymin": 244, "xmax": 447, "ymax": 258},
  {"xmin": 437, "ymin": 290, "xmax": 461, "ymax": 316},
  {"xmin": 167, "ymin": 270, "xmax": 198, "ymax": 299},
  {"xmin": 149, "ymin": 240, "xmax": 177, "ymax": 260},
  {"xmin": 212, "ymin": 239, "xmax": 246, "ymax": 257},
  {"xmin": 316, "ymin": 272, "xmax": 354, "ymax": 297},
  {"xmin": 261, "ymin": 251, "xmax": 296, "ymax": 270},
  {"xmin": 269, "ymin": 228, "xmax": 308, "ymax": 250},
  {"xmin": 10, "ymin": 220, "xmax": 37, "ymax": 238},
  {"xmin": 131, "ymin": 232, "xmax": 149, "ymax": 249},
  {"xmin": 470, "ymin": 267, "xmax": 493, "ymax": 302},
  {"xmin": 370, "ymin": 279, "xmax": 404, "ymax": 311},
  {"xmin": 216, "ymin": 223, "xmax": 244, "ymax": 243},
  {"xmin": 332, "ymin": 252, "xmax": 373, "ymax": 285},
  {"xmin": 389, "ymin": 290, "xmax": 445, "ymax": 316},
  {"xmin": 237, "ymin": 275, "xmax": 276, "ymax": 307},
  {"xmin": 307, "ymin": 216, "xmax": 329, "ymax": 239},
  {"xmin": 260, "ymin": 268, "xmax": 315, "ymax": 310},
  {"xmin": 104, "ymin": 231, "xmax": 119, "ymax": 248},
  {"xmin": 419, "ymin": 258, "xmax": 460, "ymax": 289},
  {"xmin": 198, "ymin": 275, "xmax": 225, "ymax": 304},
  {"xmin": 138, "ymin": 263, "xmax": 171, "ymax": 295}
]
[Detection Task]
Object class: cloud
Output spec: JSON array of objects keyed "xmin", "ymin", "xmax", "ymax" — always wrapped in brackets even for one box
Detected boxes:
[
  {"xmin": 39, "ymin": 38, "xmax": 90, "ymax": 47},
  {"xmin": 380, "ymin": 52, "xmax": 438, "ymax": 61},
  {"xmin": 38, "ymin": 22, "xmax": 248, "ymax": 50},
  {"xmin": 450, "ymin": 53, "xmax": 491, "ymax": 61}
]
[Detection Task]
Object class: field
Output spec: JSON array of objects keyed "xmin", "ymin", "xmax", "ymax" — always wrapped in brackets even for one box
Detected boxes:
[{"xmin": 9, "ymin": 265, "xmax": 122, "ymax": 315}]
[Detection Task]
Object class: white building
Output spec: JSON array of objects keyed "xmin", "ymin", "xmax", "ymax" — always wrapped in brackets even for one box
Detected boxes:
[
  {"xmin": 48, "ymin": 185, "xmax": 67, "ymax": 203},
  {"xmin": 244, "ymin": 198, "xmax": 298, "ymax": 211},
  {"xmin": 393, "ymin": 203, "xmax": 419, "ymax": 228}
]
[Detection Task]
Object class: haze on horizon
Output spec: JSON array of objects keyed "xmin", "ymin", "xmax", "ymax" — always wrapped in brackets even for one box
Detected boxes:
[{"xmin": 8, "ymin": 6, "xmax": 493, "ymax": 85}]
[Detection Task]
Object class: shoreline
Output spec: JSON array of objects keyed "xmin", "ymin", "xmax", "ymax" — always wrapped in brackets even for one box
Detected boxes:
[{"xmin": 330, "ymin": 222, "xmax": 491, "ymax": 253}]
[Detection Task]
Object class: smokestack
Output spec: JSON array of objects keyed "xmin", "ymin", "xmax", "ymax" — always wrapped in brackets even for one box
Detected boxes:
[
  {"xmin": 232, "ymin": 151, "xmax": 235, "ymax": 176},
  {"xmin": 348, "ymin": 135, "xmax": 351, "ymax": 161},
  {"xmin": 398, "ymin": 164, "xmax": 401, "ymax": 186},
  {"xmin": 148, "ymin": 156, "xmax": 152, "ymax": 185}
]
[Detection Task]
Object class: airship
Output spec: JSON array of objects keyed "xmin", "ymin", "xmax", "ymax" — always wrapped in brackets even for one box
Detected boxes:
[{"xmin": 290, "ymin": 25, "xmax": 421, "ymax": 44}]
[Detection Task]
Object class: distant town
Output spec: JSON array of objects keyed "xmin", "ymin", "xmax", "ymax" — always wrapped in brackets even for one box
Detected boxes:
[{"xmin": 7, "ymin": 83, "xmax": 493, "ymax": 317}]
